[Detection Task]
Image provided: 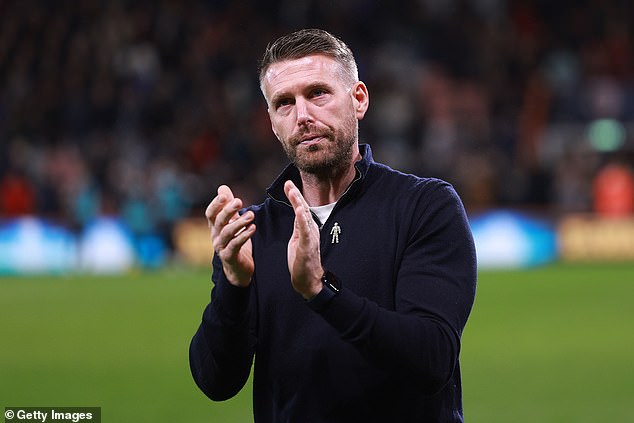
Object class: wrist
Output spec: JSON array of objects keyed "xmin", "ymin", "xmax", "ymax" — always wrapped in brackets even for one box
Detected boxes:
[
  {"xmin": 306, "ymin": 270, "xmax": 341, "ymax": 311},
  {"xmin": 302, "ymin": 278, "xmax": 323, "ymax": 300},
  {"xmin": 222, "ymin": 265, "xmax": 252, "ymax": 288},
  {"xmin": 297, "ymin": 268, "xmax": 325, "ymax": 300}
]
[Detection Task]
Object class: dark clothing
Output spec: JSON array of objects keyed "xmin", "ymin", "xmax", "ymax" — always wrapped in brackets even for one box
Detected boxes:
[{"xmin": 190, "ymin": 144, "xmax": 477, "ymax": 422}]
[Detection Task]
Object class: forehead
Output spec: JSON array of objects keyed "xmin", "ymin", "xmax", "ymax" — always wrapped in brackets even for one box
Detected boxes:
[{"xmin": 262, "ymin": 55, "xmax": 344, "ymax": 99}]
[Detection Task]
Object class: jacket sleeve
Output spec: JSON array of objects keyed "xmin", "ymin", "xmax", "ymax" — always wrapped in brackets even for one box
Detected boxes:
[
  {"xmin": 316, "ymin": 182, "xmax": 477, "ymax": 394},
  {"xmin": 189, "ymin": 255, "xmax": 256, "ymax": 401}
]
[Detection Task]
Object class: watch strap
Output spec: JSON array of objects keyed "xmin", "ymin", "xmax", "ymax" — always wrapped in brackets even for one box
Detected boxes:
[{"xmin": 306, "ymin": 270, "xmax": 340, "ymax": 312}]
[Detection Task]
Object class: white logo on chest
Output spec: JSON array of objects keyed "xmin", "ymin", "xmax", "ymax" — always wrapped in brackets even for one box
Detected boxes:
[{"xmin": 330, "ymin": 222, "xmax": 341, "ymax": 244}]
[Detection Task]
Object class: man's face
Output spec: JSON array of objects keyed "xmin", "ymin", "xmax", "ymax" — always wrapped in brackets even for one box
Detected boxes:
[{"xmin": 261, "ymin": 55, "xmax": 368, "ymax": 175}]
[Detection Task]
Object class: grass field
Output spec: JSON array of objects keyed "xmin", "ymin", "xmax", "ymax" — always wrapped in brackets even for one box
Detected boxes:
[{"xmin": 1, "ymin": 262, "xmax": 633, "ymax": 422}]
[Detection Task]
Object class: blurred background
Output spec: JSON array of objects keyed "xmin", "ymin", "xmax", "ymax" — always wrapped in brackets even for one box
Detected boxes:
[
  {"xmin": 1, "ymin": 1, "xmax": 633, "ymax": 422},
  {"xmin": 1, "ymin": 0, "xmax": 633, "ymax": 272}
]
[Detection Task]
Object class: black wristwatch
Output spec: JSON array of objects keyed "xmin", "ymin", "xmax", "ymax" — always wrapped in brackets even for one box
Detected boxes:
[{"xmin": 306, "ymin": 270, "xmax": 341, "ymax": 311}]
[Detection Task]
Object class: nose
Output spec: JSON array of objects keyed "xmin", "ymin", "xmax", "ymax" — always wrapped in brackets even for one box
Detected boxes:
[{"xmin": 295, "ymin": 97, "xmax": 313, "ymax": 127}]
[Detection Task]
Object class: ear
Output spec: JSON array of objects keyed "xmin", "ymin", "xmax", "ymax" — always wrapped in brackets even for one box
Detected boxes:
[{"xmin": 351, "ymin": 81, "xmax": 369, "ymax": 120}]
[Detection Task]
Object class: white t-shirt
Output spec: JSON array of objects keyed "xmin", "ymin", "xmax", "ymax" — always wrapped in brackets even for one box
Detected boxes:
[{"xmin": 310, "ymin": 202, "xmax": 336, "ymax": 227}]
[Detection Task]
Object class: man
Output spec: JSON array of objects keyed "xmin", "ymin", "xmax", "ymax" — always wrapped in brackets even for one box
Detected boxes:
[{"xmin": 190, "ymin": 28, "xmax": 477, "ymax": 422}]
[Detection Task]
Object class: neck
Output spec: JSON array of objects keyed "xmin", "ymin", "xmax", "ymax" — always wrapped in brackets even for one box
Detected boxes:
[{"xmin": 299, "ymin": 150, "xmax": 361, "ymax": 207}]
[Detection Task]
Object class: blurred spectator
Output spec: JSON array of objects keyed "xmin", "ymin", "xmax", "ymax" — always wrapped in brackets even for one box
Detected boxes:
[
  {"xmin": 593, "ymin": 162, "xmax": 634, "ymax": 216},
  {"xmin": 0, "ymin": 0, "xmax": 633, "ymax": 253},
  {"xmin": 0, "ymin": 168, "xmax": 36, "ymax": 217}
]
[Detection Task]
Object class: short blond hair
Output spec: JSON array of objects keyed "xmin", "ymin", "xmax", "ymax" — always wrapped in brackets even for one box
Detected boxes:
[{"xmin": 259, "ymin": 28, "xmax": 359, "ymax": 87}]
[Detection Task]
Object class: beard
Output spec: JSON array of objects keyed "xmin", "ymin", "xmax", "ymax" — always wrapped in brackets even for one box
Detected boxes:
[{"xmin": 281, "ymin": 113, "xmax": 358, "ymax": 177}]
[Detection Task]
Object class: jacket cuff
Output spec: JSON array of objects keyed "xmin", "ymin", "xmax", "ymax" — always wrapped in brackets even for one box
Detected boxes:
[
  {"xmin": 314, "ymin": 287, "xmax": 370, "ymax": 338},
  {"xmin": 213, "ymin": 273, "xmax": 252, "ymax": 323}
]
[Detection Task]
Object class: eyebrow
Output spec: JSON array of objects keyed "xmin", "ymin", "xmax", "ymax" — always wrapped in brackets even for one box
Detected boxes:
[
  {"xmin": 269, "ymin": 91, "xmax": 290, "ymax": 107},
  {"xmin": 270, "ymin": 81, "xmax": 334, "ymax": 106},
  {"xmin": 305, "ymin": 81, "xmax": 333, "ymax": 93}
]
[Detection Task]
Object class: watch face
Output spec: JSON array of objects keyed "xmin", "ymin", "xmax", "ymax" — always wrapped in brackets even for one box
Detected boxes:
[{"xmin": 322, "ymin": 271, "xmax": 341, "ymax": 292}]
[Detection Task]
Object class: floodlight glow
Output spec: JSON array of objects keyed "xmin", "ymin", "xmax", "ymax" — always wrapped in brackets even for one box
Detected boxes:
[{"xmin": 587, "ymin": 119, "xmax": 626, "ymax": 152}]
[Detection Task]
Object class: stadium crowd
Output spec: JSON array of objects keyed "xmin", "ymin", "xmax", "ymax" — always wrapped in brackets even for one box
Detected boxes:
[{"xmin": 1, "ymin": 0, "xmax": 633, "ymax": 242}]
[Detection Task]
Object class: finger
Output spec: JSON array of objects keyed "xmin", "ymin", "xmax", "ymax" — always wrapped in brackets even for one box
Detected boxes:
[
  {"xmin": 205, "ymin": 185, "xmax": 235, "ymax": 222},
  {"xmin": 220, "ymin": 223, "xmax": 256, "ymax": 258},
  {"xmin": 284, "ymin": 181, "xmax": 313, "ymax": 223},
  {"xmin": 205, "ymin": 196, "xmax": 226, "ymax": 225},
  {"xmin": 222, "ymin": 210, "xmax": 254, "ymax": 238},
  {"xmin": 215, "ymin": 210, "xmax": 254, "ymax": 251},
  {"xmin": 206, "ymin": 198, "xmax": 241, "ymax": 238},
  {"xmin": 215, "ymin": 198, "xmax": 243, "ymax": 229},
  {"xmin": 283, "ymin": 180, "xmax": 316, "ymax": 238},
  {"xmin": 217, "ymin": 185, "xmax": 235, "ymax": 202},
  {"xmin": 284, "ymin": 180, "xmax": 308, "ymax": 210},
  {"xmin": 216, "ymin": 185, "xmax": 241, "ymax": 226}
]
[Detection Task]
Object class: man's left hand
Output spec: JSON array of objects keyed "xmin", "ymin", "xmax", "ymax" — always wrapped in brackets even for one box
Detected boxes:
[{"xmin": 284, "ymin": 180, "xmax": 323, "ymax": 300}]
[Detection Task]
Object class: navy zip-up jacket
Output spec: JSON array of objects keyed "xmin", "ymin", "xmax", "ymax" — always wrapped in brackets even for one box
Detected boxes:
[{"xmin": 190, "ymin": 144, "xmax": 477, "ymax": 422}]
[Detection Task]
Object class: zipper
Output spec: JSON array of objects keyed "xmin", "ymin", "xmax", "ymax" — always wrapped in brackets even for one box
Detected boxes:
[
  {"xmin": 267, "ymin": 191, "xmax": 322, "ymax": 227},
  {"xmin": 266, "ymin": 164, "xmax": 363, "ymax": 234},
  {"xmin": 320, "ymin": 166, "xmax": 362, "ymax": 229},
  {"xmin": 319, "ymin": 166, "xmax": 362, "ymax": 249}
]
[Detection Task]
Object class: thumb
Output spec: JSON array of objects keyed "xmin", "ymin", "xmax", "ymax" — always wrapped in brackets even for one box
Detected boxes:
[{"xmin": 284, "ymin": 180, "xmax": 309, "ymax": 212}]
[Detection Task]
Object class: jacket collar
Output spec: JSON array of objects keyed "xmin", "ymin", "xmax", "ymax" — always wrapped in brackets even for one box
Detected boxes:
[{"xmin": 266, "ymin": 143, "xmax": 374, "ymax": 204}]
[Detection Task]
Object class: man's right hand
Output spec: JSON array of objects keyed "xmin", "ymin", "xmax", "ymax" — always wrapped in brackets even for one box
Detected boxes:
[{"xmin": 206, "ymin": 185, "xmax": 256, "ymax": 287}]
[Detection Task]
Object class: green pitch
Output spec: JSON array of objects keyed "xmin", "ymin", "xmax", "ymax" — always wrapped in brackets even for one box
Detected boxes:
[{"xmin": 1, "ymin": 262, "xmax": 633, "ymax": 422}]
